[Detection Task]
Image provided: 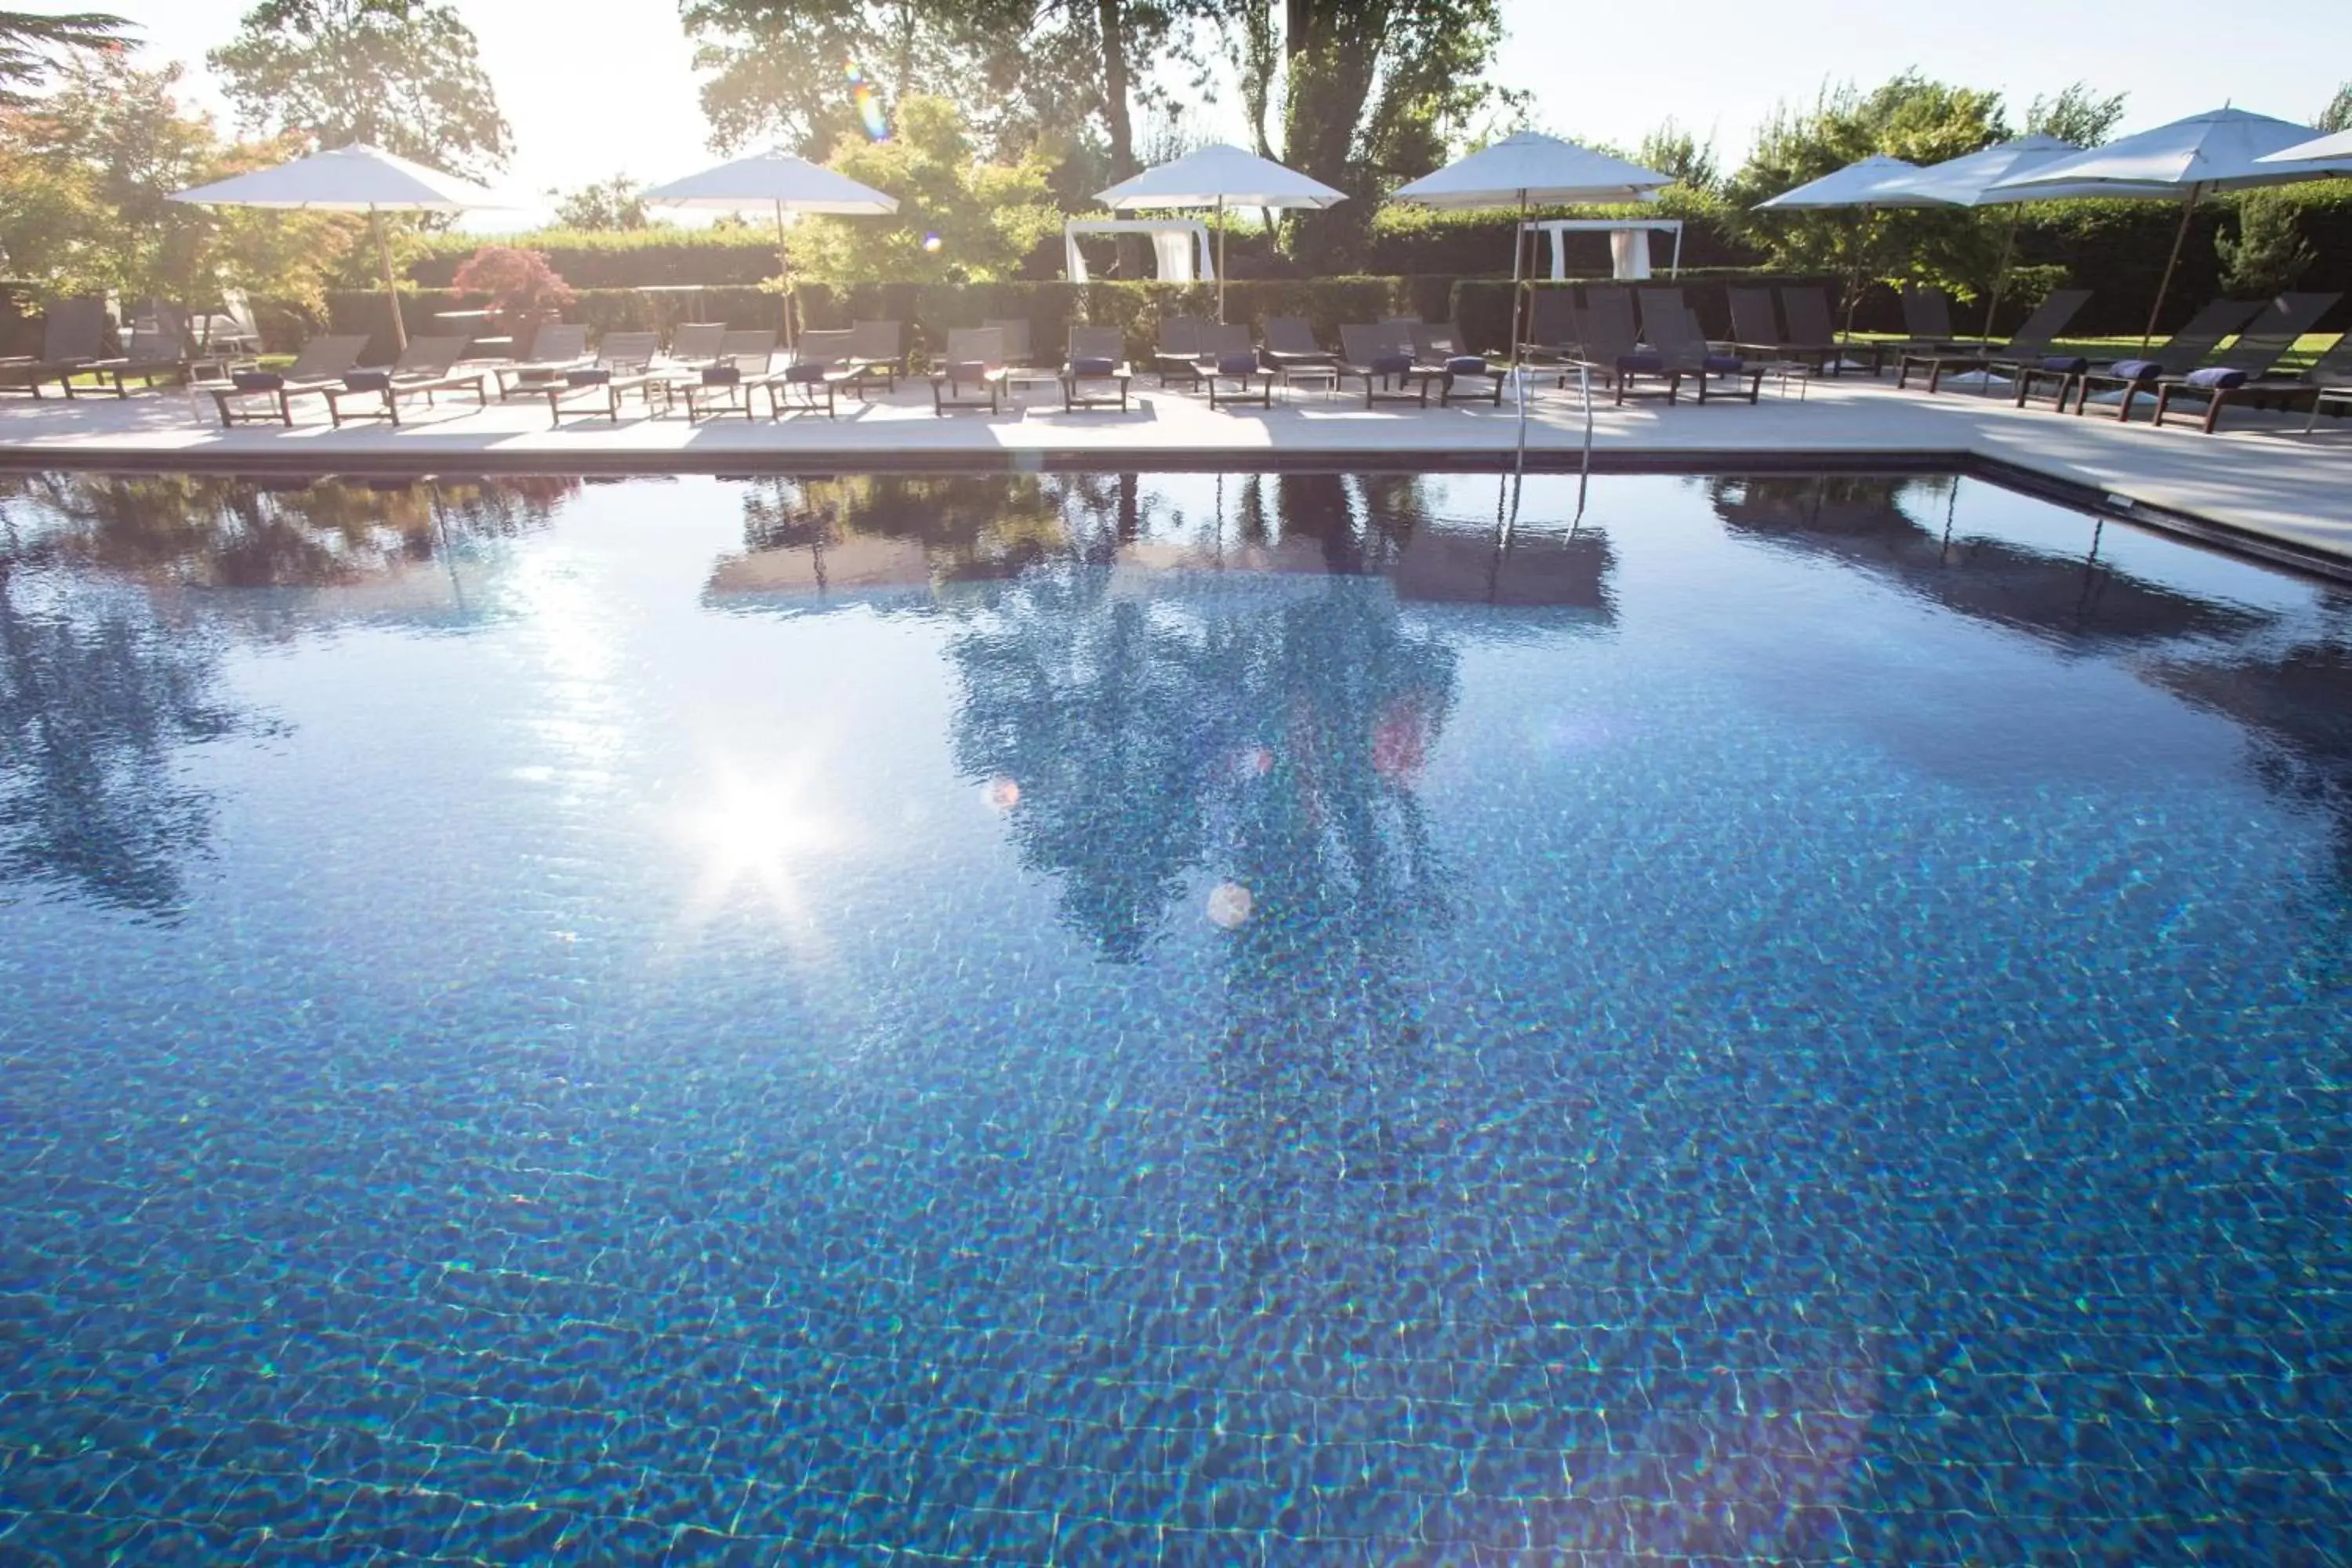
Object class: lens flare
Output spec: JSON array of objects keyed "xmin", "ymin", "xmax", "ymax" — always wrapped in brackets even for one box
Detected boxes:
[
  {"xmin": 984, "ymin": 777, "xmax": 1022, "ymax": 811},
  {"xmin": 921, "ymin": 232, "xmax": 944, "ymax": 253},
  {"xmin": 1205, "ymin": 881, "xmax": 1253, "ymax": 929}
]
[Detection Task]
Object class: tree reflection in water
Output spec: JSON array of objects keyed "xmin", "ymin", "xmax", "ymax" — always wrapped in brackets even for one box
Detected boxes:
[{"xmin": 0, "ymin": 474, "xmax": 573, "ymax": 917}]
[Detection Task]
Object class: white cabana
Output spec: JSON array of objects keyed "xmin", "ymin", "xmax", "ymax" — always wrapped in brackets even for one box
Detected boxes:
[
  {"xmin": 1989, "ymin": 108, "xmax": 2352, "ymax": 346},
  {"xmin": 641, "ymin": 154, "xmax": 898, "ymax": 349},
  {"xmin": 169, "ymin": 143, "xmax": 509, "ymax": 353},
  {"xmin": 1062, "ymin": 220, "xmax": 1216, "ymax": 283},
  {"xmin": 1526, "ymin": 219, "xmax": 1684, "ymax": 281},
  {"xmin": 1392, "ymin": 133, "xmax": 1672, "ymax": 354},
  {"xmin": 1096, "ymin": 145, "xmax": 1345, "ymax": 319}
]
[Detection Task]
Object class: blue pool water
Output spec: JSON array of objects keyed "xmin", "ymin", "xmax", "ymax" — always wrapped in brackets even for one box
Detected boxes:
[{"xmin": 1, "ymin": 468, "xmax": 2347, "ymax": 1564}]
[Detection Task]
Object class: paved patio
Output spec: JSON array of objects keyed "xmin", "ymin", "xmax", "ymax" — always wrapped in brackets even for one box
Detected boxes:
[{"xmin": 4, "ymin": 372, "xmax": 2346, "ymax": 572}]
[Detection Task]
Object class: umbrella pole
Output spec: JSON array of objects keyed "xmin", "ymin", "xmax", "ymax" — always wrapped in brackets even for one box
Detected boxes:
[
  {"xmin": 1981, "ymin": 206, "xmax": 2020, "ymax": 342},
  {"xmin": 2143, "ymin": 186, "xmax": 2201, "ymax": 353},
  {"xmin": 373, "ymin": 207, "xmax": 407, "ymax": 354},
  {"xmin": 775, "ymin": 200, "xmax": 796, "ymax": 354},
  {"xmin": 1216, "ymin": 195, "xmax": 1227, "ymax": 324}
]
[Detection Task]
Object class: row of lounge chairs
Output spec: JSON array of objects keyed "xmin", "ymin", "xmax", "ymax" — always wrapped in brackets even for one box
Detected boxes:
[{"xmin": 0, "ymin": 299, "xmax": 263, "ymax": 399}]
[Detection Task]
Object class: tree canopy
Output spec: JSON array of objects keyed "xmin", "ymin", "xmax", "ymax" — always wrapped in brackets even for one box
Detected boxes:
[
  {"xmin": 207, "ymin": 0, "xmax": 511, "ymax": 178},
  {"xmin": 550, "ymin": 176, "xmax": 650, "ymax": 231},
  {"xmin": 0, "ymin": 8, "xmax": 131, "ymax": 107}
]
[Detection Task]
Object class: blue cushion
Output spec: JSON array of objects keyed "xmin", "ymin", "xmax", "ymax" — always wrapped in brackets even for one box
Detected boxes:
[
  {"xmin": 231, "ymin": 370, "xmax": 284, "ymax": 392},
  {"xmin": 2107, "ymin": 358, "xmax": 2163, "ymax": 382},
  {"xmin": 702, "ymin": 365, "xmax": 742, "ymax": 386},
  {"xmin": 784, "ymin": 362, "xmax": 829, "ymax": 383},
  {"xmin": 1617, "ymin": 352, "xmax": 1666, "ymax": 374},
  {"xmin": 1069, "ymin": 357, "xmax": 1116, "ymax": 377},
  {"xmin": 341, "ymin": 370, "xmax": 390, "ymax": 393},
  {"xmin": 1369, "ymin": 352, "xmax": 1414, "ymax": 376},
  {"xmin": 2183, "ymin": 366, "xmax": 2249, "ymax": 390},
  {"xmin": 2039, "ymin": 355, "xmax": 2089, "ymax": 373},
  {"xmin": 565, "ymin": 367, "xmax": 611, "ymax": 387},
  {"xmin": 1218, "ymin": 352, "xmax": 1260, "ymax": 377},
  {"xmin": 1702, "ymin": 354, "xmax": 1746, "ymax": 374},
  {"xmin": 1444, "ymin": 354, "xmax": 1489, "ymax": 376}
]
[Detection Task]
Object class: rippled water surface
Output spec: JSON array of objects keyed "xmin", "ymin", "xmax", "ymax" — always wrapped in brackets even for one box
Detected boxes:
[{"xmin": 2, "ymin": 469, "xmax": 2347, "ymax": 1564}]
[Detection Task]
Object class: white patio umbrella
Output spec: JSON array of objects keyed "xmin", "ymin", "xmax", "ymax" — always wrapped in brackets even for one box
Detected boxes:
[
  {"xmin": 169, "ymin": 143, "xmax": 509, "ymax": 353},
  {"xmin": 1096, "ymin": 144, "xmax": 1345, "ymax": 320},
  {"xmin": 1874, "ymin": 136, "xmax": 2176, "ymax": 337},
  {"xmin": 641, "ymin": 154, "xmax": 898, "ymax": 350},
  {"xmin": 1988, "ymin": 107, "xmax": 2352, "ymax": 348},
  {"xmin": 1392, "ymin": 132, "xmax": 1671, "ymax": 355},
  {"xmin": 2260, "ymin": 127, "xmax": 2352, "ymax": 165}
]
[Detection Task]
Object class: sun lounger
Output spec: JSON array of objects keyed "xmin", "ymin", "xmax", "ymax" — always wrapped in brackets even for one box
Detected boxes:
[
  {"xmin": 1640, "ymin": 296, "xmax": 1764, "ymax": 405},
  {"xmin": 1896, "ymin": 289, "xmax": 2092, "ymax": 394},
  {"xmin": 1196, "ymin": 322, "xmax": 1274, "ymax": 408},
  {"xmin": 1060, "ymin": 325, "xmax": 1134, "ymax": 411},
  {"xmin": 200, "ymin": 334, "xmax": 369, "ymax": 426},
  {"xmin": 1261, "ymin": 316, "xmax": 1334, "ymax": 369},
  {"xmin": 2281, "ymin": 333, "xmax": 2352, "ymax": 433},
  {"xmin": 495, "ymin": 323, "xmax": 592, "ymax": 399},
  {"xmin": 664, "ymin": 322, "xmax": 728, "ymax": 368},
  {"xmin": 0, "ymin": 296, "xmax": 111, "ymax": 397},
  {"xmin": 2147, "ymin": 292, "xmax": 2343, "ymax": 432},
  {"xmin": 62, "ymin": 305, "xmax": 197, "ymax": 398},
  {"xmin": 931, "ymin": 327, "xmax": 1008, "ymax": 414},
  {"xmin": 1152, "ymin": 316, "xmax": 1208, "ymax": 389},
  {"xmin": 1524, "ymin": 290, "xmax": 1584, "ymax": 361},
  {"xmin": 844, "ymin": 320, "xmax": 905, "ymax": 392},
  {"xmin": 543, "ymin": 331, "xmax": 665, "ymax": 424},
  {"xmin": 981, "ymin": 318, "xmax": 1035, "ymax": 368},
  {"xmin": 679, "ymin": 329, "xmax": 777, "ymax": 421},
  {"xmin": 2060, "ymin": 299, "xmax": 2267, "ymax": 421},
  {"xmin": 1407, "ymin": 321, "xmax": 1506, "ymax": 407},
  {"xmin": 759, "ymin": 328, "xmax": 858, "ymax": 418},
  {"xmin": 320, "ymin": 336, "xmax": 488, "ymax": 426},
  {"xmin": 1337, "ymin": 323, "xmax": 1442, "ymax": 407},
  {"xmin": 1887, "ymin": 284, "xmax": 1975, "ymax": 355},
  {"xmin": 1779, "ymin": 287, "xmax": 1882, "ymax": 376},
  {"xmin": 1574, "ymin": 289, "xmax": 1679, "ymax": 403}
]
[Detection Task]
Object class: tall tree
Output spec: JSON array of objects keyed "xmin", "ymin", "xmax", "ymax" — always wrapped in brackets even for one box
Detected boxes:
[
  {"xmin": 2321, "ymin": 82, "xmax": 2352, "ymax": 135},
  {"xmin": 207, "ymin": 0, "xmax": 512, "ymax": 178},
  {"xmin": 2025, "ymin": 82, "xmax": 2127, "ymax": 147},
  {"xmin": 0, "ymin": 8, "xmax": 130, "ymax": 107}
]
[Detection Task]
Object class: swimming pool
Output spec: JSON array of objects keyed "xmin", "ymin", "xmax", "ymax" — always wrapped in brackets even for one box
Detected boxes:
[{"xmin": 2, "ymin": 467, "xmax": 2346, "ymax": 1563}]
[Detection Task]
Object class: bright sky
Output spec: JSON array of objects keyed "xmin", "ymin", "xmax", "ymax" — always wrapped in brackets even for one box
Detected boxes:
[{"xmin": 40, "ymin": 0, "xmax": 2352, "ymax": 227}]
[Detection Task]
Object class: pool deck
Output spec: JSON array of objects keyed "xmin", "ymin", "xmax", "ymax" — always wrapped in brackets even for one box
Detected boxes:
[{"xmin": 5, "ymin": 372, "xmax": 2347, "ymax": 576}]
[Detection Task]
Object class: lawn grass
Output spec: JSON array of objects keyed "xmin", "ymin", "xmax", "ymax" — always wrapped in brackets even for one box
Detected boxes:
[{"xmin": 1850, "ymin": 331, "xmax": 2339, "ymax": 372}]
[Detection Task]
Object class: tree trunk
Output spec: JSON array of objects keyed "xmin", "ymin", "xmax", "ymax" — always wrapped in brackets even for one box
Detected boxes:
[{"xmin": 1097, "ymin": 0, "xmax": 1135, "ymax": 179}]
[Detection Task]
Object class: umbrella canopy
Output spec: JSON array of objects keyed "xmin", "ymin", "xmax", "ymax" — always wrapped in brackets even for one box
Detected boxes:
[
  {"xmin": 170, "ymin": 143, "xmax": 508, "ymax": 352},
  {"xmin": 1988, "ymin": 108, "xmax": 2352, "ymax": 346},
  {"xmin": 643, "ymin": 154, "xmax": 897, "ymax": 350},
  {"xmin": 1754, "ymin": 154, "xmax": 1929, "ymax": 210},
  {"xmin": 1391, "ymin": 132, "xmax": 1671, "ymax": 208},
  {"xmin": 1392, "ymin": 132, "xmax": 1673, "ymax": 355},
  {"xmin": 1096, "ymin": 144, "xmax": 1344, "ymax": 318},
  {"xmin": 2259, "ymin": 127, "xmax": 2352, "ymax": 165}
]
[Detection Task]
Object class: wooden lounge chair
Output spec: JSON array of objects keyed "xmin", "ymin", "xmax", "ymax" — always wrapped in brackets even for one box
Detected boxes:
[
  {"xmin": 1568, "ymin": 293, "xmax": 1679, "ymax": 405},
  {"xmin": 1410, "ymin": 321, "xmax": 1505, "ymax": 407},
  {"xmin": 664, "ymin": 322, "xmax": 728, "ymax": 368},
  {"xmin": 2148, "ymin": 292, "xmax": 2343, "ymax": 433},
  {"xmin": 1060, "ymin": 325, "xmax": 1133, "ymax": 411},
  {"xmin": 1261, "ymin": 316, "xmax": 1334, "ymax": 370},
  {"xmin": 1886, "ymin": 284, "xmax": 1974, "ymax": 354},
  {"xmin": 543, "ymin": 331, "xmax": 665, "ymax": 424},
  {"xmin": 982, "ymin": 318, "xmax": 1035, "ymax": 367},
  {"xmin": 1152, "ymin": 316, "xmax": 1208, "ymax": 389},
  {"xmin": 0, "ymin": 296, "xmax": 110, "ymax": 397},
  {"xmin": 61, "ymin": 305, "xmax": 197, "ymax": 398},
  {"xmin": 931, "ymin": 327, "xmax": 1007, "ymax": 414},
  {"xmin": 1524, "ymin": 289, "xmax": 1585, "ymax": 360},
  {"xmin": 1199, "ymin": 321, "xmax": 1275, "ymax": 408},
  {"xmin": 321, "ymin": 336, "xmax": 489, "ymax": 426},
  {"xmin": 2285, "ymin": 334, "xmax": 2352, "ymax": 433},
  {"xmin": 1641, "ymin": 296, "xmax": 1764, "ymax": 405},
  {"xmin": 199, "ymin": 335, "xmax": 369, "ymax": 426},
  {"xmin": 1336, "ymin": 323, "xmax": 1442, "ymax": 407},
  {"xmin": 844, "ymin": 320, "xmax": 905, "ymax": 393},
  {"xmin": 2060, "ymin": 299, "xmax": 2266, "ymax": 421},
  {"xmin": 679, "ymin": 330, "xmax": 776, "ymax": 421},
  {"xmin": 1780, "ymin": 287, "xmax": 1882, "ymax": 376},
  {"xmin": 1896, "ymin": 289, "xmax": 2092, "ymax": 394},
  {"xmin": 495, "ymin": 324, "xmax": 592, "ymax": 399},
  {"xmin": 760, "ymin": 328, "xmax": 858, "ymax": 418}
]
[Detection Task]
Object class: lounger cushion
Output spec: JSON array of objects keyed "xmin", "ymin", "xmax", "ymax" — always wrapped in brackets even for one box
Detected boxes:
[
  {"xmin": 1217, "ymin": 353, "xmax": 1260, "ymax": 377},
  {"xmin": 1370, "ymin": 353, "xmax": 1414, "ymax": 376},
  {"xmin": 1444, "ymin": 355, "xmax": 1489, "ymax": 376},
  {"xmin": 945, "ymin": 361, "xmax": 989, "ymax": 380},
  {"xmin": 2183, "ymin": 367, "xmax": 2249, "ymax": 390},
  {"xmin": 783, "ymin": 363, "xmax": 829, "ymax": 383},
  {"xmin": 702, "ymin": 365, "xmax": 742, "ymax": 385},
  {"xmin": 2039, "ymin": 356, "xmax": 2089, "ymax": 373},
  {"xmin": 232, "ymin": 371, "xmax": 284, "ymax": 392},
  {"xmin": 566, "ymin": 368, "xmax": 611, "ymax": 387},
  {"xmin": 1069, "ymin": 357, "xmax": 1116, "ymax": 377},
  {"xmin": 1617, "ymin": 352, "xmax": 1666, "ymax": 374},
  {"xmin": 1702, "ymin": 354, "xmax": 1746, "ymax": 374},
  {"xmin": 342, "ymin": 371, "xmax": 390, "ymax": 393},
  {"xmin": 2107, "ymin": 359, "xmax": 2163, "ymax": 382}
]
